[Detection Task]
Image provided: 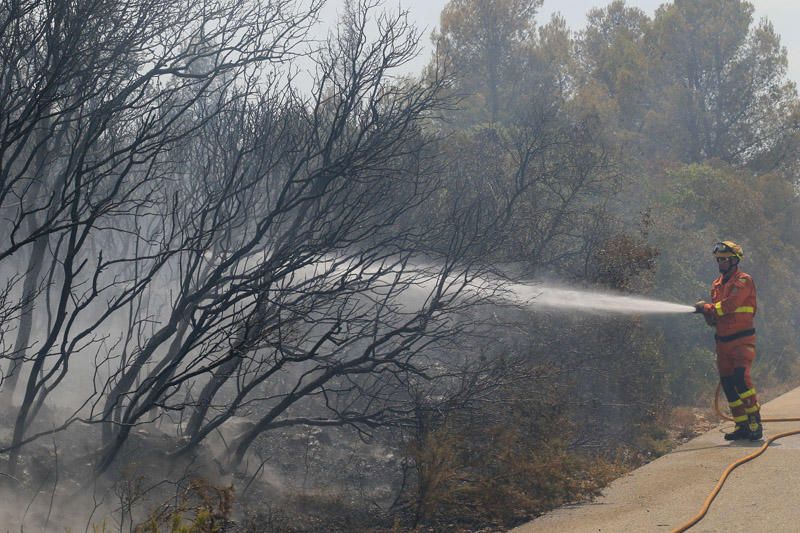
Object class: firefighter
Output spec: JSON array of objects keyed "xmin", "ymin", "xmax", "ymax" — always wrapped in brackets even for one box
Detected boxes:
[{"xmin": 694, "ymin": 241, "xmax": 762, "ymax": 441}]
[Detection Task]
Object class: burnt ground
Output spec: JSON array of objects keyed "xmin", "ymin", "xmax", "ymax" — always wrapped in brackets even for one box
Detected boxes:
[
  {"xmin": 0, "ymin": 406, "xmax": 404, "ymax": 531},
  {"xmin": 0, "ymin": 404, "xmax": 722, "ymax": 532}
]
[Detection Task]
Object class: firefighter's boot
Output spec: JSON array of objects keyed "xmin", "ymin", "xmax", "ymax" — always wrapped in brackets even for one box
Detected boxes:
[
  {"xmin": 724, "ymin": 422, "xmax": 751, "ymax": 441},
  {"xmin": 747, "ymin": 410, "xmax": 763, "ymax": 441},
  {"xmin": 742, "ymin": 391, "xmax": 762, "ymax": 441},
  {"xmin": 724, "ymin": 397, "xmax": 750, "ymax": 441}
]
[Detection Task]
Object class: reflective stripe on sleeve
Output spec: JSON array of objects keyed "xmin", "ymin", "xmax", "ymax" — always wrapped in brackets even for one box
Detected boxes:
[{"xmin": 714, "ymin": 303, "xmax": 753, "ymax": 316}]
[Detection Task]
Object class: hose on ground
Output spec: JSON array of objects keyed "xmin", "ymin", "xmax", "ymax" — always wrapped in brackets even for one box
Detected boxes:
[{"xmin": 671, "ymin": 384, "xmax": 800, "ymax": 532}]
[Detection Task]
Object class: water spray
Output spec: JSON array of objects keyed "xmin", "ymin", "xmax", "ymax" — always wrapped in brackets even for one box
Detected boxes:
[
  {"xmin": 505, "ymin": 283, "xmax": 695, "ymax": 315},
  {"xmin": 287, "ymin": 255, "xmax": 697, "ymax": 316}
]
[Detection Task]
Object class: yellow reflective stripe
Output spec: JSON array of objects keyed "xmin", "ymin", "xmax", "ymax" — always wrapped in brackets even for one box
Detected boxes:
[
  {"xmin": 740, "ymin": 388, "xmax": 757, "ymax": 399},
  {"xmin": 729, "ymin": 399, "xmax": 743, "ymax": 407},
  {"xmin": 745, "ymin": 405, "xmax": 760, "ymax": 414},
  {"xmin": 734, "ymin": 415, "xmax": 749, "ymax": 423},
  {"xmin": 714, "ymin": 303, "xmax": 753, "ymax": 316}
]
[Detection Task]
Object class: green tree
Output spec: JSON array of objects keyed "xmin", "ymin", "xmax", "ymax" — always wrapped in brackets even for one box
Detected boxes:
[
  {"xmin": 434, "ymin": 0, "xmax": 543, "ymax": 123},
  {"xmin": 644, "ymin": 0, "xmax": 797, "ymax": 164},
  {"xmin": 645, "ymin": 162, "xmax": 800, "ymax": 397},
  {"xmin": 578, "ymin": 1, "xmax": 651, "ymax": 132}
]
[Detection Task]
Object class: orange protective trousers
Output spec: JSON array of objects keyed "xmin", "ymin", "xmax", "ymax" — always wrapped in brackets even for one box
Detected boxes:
[
  {"xmin": 715, "ymin": 339, "xmax": 755, "ymax": 387},
  {"xmin": 716, "ymin": 338, "xmax": 757, "ymax": 420}
]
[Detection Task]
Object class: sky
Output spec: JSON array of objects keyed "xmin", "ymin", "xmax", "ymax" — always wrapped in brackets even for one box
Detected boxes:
[{"xmin": 320, "ymin": 0, "xmax": 800, "ymax": 85}]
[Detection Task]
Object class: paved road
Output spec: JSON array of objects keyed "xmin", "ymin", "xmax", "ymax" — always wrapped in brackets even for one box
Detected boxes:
[{"xmin": 512, "ymin": 386, "xmax": 800, "ymax": 532}]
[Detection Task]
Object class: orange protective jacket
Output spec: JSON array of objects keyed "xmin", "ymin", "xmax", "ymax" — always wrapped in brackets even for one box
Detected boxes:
[{"xmin": 702, "ymin": 268, "xmax": 757, "ymax": 339}]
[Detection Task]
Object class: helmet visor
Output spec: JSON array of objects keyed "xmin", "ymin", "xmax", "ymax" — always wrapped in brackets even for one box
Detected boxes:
[
  {"xmin": 713, "ymin": 242, "xmax": 733, "ymax": 255},
  {"xmin": 713, "ymin": 241, "xmax": 742, "ymax": 259}
]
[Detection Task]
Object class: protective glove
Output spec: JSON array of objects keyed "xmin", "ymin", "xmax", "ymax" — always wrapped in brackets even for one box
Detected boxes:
[{"xmin": 694, "ymin": 300, "xmax": 716, "ymax": 326}]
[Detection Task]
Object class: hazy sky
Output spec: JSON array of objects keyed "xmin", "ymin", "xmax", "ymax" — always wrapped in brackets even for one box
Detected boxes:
[{"xmin": 320, "ymin": 0, "xmax": 800, "ymax": 84}]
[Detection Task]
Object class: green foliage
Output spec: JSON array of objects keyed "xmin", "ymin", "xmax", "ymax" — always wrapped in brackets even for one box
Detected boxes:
[
  {"xmin": 579, "ymin": 1, "xmax": 651, "ymax": 131},
  {"xmin": 576, "ymin": 0, "xmax": 798, "ymax": 166},
  {"xmin": 646, "ymin": 1, "xmax": 795, "ymax": 164},
  {"xmin": 434, "ymin": 0, "xmax": 543, "ymax": 123},
  {"xmin": 643, "ymin": 161, "xmax": 800, "ymax": 393}
]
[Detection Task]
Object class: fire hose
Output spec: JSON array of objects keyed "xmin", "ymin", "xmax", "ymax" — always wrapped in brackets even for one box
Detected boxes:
[{"xmin": 671, "ymin": 384, "xmax": 800, "ymax": 532}]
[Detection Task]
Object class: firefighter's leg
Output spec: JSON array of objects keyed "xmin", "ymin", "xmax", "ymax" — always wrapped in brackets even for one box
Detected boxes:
[
  {"xmin": 721, "ymin": 374, "xmax": 749, "ymax": 440},
  {"xmin": 717, "ymin": 344, "xmax": 749, "ymax": 440},
  {"xmin": 733, "ymin": 374, "xmax": 761, "ymax": 440},
  {"xmin": 733, "ymin": 343, "xmax": 761, "ymax": 440}
]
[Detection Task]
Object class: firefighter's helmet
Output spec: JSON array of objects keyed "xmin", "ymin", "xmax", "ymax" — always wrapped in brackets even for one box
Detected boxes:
[{"xmin": 713, "ymin": 240, "xmax": 744, "ymax": 260}]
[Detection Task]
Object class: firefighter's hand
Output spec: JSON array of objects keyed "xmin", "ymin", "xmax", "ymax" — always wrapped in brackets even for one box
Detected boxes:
[{"xmin": 694, "ymin": 300, "xmax": 707, "ymax": 314}]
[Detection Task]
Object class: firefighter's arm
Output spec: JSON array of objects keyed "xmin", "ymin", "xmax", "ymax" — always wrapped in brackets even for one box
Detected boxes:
[{"xmin": 713, "ymin": 276, "xmax": 752, "ymax": 317}]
